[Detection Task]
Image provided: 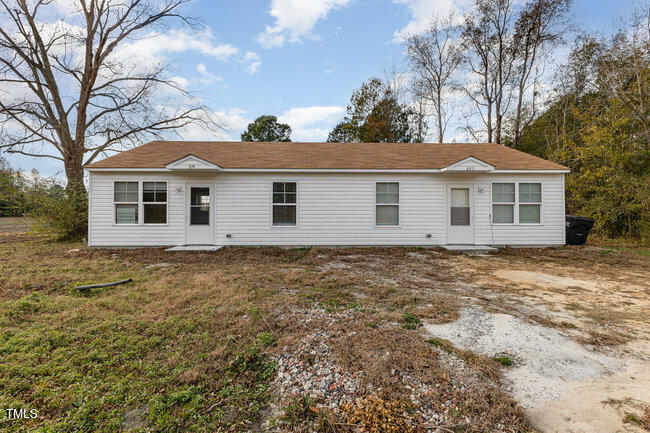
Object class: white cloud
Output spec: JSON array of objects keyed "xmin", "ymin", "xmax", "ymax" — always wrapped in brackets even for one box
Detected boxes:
[
  {"xmin": 118, "ymin": 29, "xmax": 239, "ymax": 64},
  {"xmin": 278, "ymin": 105, "xmax": 345, "ymax": 141},
  {"xmin": 170, "ymin": 76, "xmax": 189, "ymax": 88},
  {"xmin": 393, "ymin": 0, "xmax": 466, "ymax": 41},
  {"xmin": 178, "ymin": 108, "xmax": 251, "ymax": 141},
  {"xmin": 115, "ymin": 28, "xmax": 261, "ymax": 76},
  {"xmin": 242, "ymin": 52, "xmax": 262, "ymax": 74},
  {"xmin": 257, "ymin": 0, "xmax": 353, "ymax": 48},
  {"xmin": 196, "ymin": 63, "xmax": 223, "ymax": 84},
  {"xmin": 247, "ymin": 61, "xmax": 262, "ymax": 74}
]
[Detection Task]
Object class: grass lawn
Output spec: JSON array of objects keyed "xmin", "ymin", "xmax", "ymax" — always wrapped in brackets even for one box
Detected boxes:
[
  {"xmin": 0, "ymin": 217, "xmax": 32, "ymax": 234},
  {"xmin": 0, "ymin": 227, "xmax": 648, "ymax": 432},
  {"xmin": 0, "ymin": 236, "xmax": 530, "ymax": 432}
]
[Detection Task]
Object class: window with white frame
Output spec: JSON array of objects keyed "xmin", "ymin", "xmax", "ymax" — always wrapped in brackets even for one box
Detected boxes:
[
  {"xmin": 143, "ymin": 182, "xmax": 167, "ymax": 224},
  {"xmin": 519, "ymin": 183, "xmax": 541, "ymax": 223},
  {"xmin": 376, "ymin": 182, "xmax": 399, "ymax": 226},
  {"xmin": 492, "ymin": 183, "xmax": 515, "ymax": 223},
  {"xmin": 272, "ymin": 182, "xmax": 297, "ymax": 226},
  {"xmin": 114, "ymin": 181, "xmax": 139, "ymax": 224}
]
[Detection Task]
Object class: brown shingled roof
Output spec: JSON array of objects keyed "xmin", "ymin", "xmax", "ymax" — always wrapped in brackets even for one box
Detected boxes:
[{"xmin": 84, "ymin": 141, "xmax": 568, "ymax": 171}]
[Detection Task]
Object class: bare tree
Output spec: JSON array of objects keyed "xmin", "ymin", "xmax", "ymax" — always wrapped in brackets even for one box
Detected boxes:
[
  {"xmin": 511, "ymin": 0, "xmax": 571, "ymax": 148},
  {"xmin": 405, "ymin": 14, "xmax": 463, "ymax": 143},
  {"xmin": 382, "ymin": 63, "xmax": 428, "ymax": 142},
  {"xmin": 462, "ymin": 0, "xmax": 518, "ymax": 144},
  {"xmin": 598, "ymin": 6, "xmax": 650, "ymax": 148},
  {"xmin": 0, "ymin": 0, "xmax": 218, "ymax": 190}
]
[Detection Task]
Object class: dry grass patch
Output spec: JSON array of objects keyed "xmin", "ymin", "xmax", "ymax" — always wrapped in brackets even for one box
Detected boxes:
[
  {"xmin": 3, "ymin": 238, "xmax": 646, "ymax": 431},
  {"xmin": 604, "ymin": 398, "xmax": 650, "ymax": 431}
]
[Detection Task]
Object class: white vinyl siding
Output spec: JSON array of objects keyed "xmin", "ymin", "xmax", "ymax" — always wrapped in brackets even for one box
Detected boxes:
[
  {"xmin": 474, "ymin": 174, "xmax": 563, "ymax": 246},
  {"xmin": 88, "ymin": 171, "xmax": 565, "ymax": 247}
]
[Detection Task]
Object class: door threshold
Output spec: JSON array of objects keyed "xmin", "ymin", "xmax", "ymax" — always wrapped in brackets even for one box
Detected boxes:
[
  {"xmin": 444, "ymin": 245, "xmax": 498, "ymax": 253},
  {"xmin": 166, "ymin": 245, "xmax": 223, "ymax": 252}
]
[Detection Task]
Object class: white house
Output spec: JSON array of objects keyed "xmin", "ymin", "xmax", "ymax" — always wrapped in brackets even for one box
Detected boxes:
[{"xmin": 83, "ymin": 141, "xmax": 569, "ymax": 248}]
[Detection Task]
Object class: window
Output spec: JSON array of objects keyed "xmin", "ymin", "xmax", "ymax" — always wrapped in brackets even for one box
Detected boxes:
[
  {"xmin": 190, "ymin": 187, "xmax": 210, "ymax": 225},
  {"xmin": 376, "ymin": 182, "xmax": 399, "ymax": 226},
  {"xmin": 143, "ymin": 182, "xmax": 167, "ymax": 224},
  {"xmin": 492, "ymin": 183, "xmax": 515, "ymax": 223},
  {"xmin": 114, "ymin": 182, "xmax": 139, "ymax": 224},
  {"xmin": 450, "ymin": 188, "xmax": 470, "ymax": 226},
  {"xmin": 519, "ymin": 183, "xmax": 541, "ymax": 223},
  {"xmin": 272, "ymin": 182, "xmax": 296, "ymax": 226}
]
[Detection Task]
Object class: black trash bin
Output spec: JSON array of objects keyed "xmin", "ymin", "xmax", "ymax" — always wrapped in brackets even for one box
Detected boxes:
[{"xmin": 565, "ymin": 215, "xmax": 595, "ymax": 245}]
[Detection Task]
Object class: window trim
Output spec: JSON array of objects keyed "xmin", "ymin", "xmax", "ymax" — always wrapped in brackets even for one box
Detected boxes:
[
  {"xmin": 270, "ymin": 180, "xmax": 298, "ymax": 228},
  {"xmin": 518, "ymin": 182, "xmax": 543, "ymax": 225},
  {"xmin": 112, "ymin": 180, "xmax": 169, "ymax": 226},
  {"xmin": 113, "ymin": 181, "xmax": 140, "ymax": 225},
  {"xmin": 490, "ymin": 181, "xmax": 543, "ymax": 225},
  {"xmin": 374, "ymin": 181, "xmax": 401, "ymax": 228},
  {"xmin": 491, "ymin": 182, "xmax": 515, "ymax": 225}
]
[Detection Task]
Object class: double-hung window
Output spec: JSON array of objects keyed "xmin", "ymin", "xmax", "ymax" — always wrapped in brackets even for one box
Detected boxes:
[
  {"xmin": 143, "ymin": 182, "xmax": 167, "ymax": 224},
  {"xmin": 114, "ymin": 181, "xmax": 168, "ymax": 225},
  {"xmin": 518, "ymin": 183, "xmax": 541, "ymax": 223},
  {"xmin": 272, "ymin": 182, "xmax": 297, "ymax": 226},
  {"xmin": 114, "ymin": 181, "xmax": 139, "ymax": 224},
  {"xmin": 375, "ymin": 182, "xmax": 399, "ymax": 226},
  {"xmin": 492, "ymin": 182, "xmax": 542, "ymax": 224},
  {"xmin": 492, "ymin": 183, "xmax": 515, "ymax": 223}
]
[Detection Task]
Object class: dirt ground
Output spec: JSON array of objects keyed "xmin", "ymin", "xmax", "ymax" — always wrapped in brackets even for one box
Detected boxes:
[
  {"xmin": 1, "ymin": 222, "xmax": 648, "ymax": 432},
  {"xmin": 306, "ymin": 246, "xmax": 650, "ymax": 432}
]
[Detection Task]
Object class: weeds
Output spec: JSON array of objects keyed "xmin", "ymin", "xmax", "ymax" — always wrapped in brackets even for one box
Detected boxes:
[
  {"xmin": 493, "ymin": 356, "xmax": 512, "ymax": 367},
  {"xmin": 605, "ymin": 398, "xmax": 650, "ymax": 430},
  {"xmin": 257, "ymin": 331, "xmax": 276, "ymax": 347},
  {"xmin": 401, "ymin": 313, "xmax": 421, "ymax": 329},
  {"xmin": 281, "ymin": 394, "xmax": 319, "ymax": 428},
  {"xmin": 341, "ymin": 395, "xmax": 415, "ymax": 433}
]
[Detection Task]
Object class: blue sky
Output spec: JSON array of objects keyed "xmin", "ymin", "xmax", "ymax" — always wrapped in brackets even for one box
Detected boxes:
[{"xmin": 3, "ymin": 0, "xmax": 642, "ymax": 177}]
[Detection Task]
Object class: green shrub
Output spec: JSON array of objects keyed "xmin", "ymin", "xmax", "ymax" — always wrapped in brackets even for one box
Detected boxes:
[
  {"xmin": 28, "ymin": 180, "xmax": 87, "ymax": 240},
  {"xmin": 0, "ymin": 163, "xmax": 29, "ymax": 216}
]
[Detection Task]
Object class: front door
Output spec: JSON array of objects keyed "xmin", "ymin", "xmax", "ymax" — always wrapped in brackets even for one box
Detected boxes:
[
  {"xmin": 185, "ymin": 184, "xmax": 214, "ymax": 245},
  {"xmin": 446, "ymin": 185, "xmax": 474, "ymax": 245}
]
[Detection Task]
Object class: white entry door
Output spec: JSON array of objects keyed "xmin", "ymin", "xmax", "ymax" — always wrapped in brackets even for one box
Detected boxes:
[
  {"xmin": 185, "ymin": 184, "xmax": 214, "ymax": 245},
  {"xmin": 446, "ymin": 185, "xmax": 474, "ymax": 245}
]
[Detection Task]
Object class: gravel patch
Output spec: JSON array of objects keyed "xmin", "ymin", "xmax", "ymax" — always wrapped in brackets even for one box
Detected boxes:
[
  {"xmin": 423, "ymin": 306, "xmax": 623, "ymax": 408},
  {"xmin": 270, "ymin": 307, "xmax": 508, "ymax": 430}
]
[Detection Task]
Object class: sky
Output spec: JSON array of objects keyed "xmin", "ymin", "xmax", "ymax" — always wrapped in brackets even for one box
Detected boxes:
[{"xmin": 2, "ymin": 0, "xmax": 643, "ymax": 178}]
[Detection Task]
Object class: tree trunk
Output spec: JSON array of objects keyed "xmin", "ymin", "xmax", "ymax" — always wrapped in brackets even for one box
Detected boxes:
[
  {"xmin": 437, "ymin": 91, "xmax": 444, "ymax": 142},
  {"xmin": 64, "ymin": 145, "xmax": 86, "ymax": 194},
  {"xmin": 486, "ymin": 104, "xmax": 493, "ymax": 143},
  {"xmin": 513, "ymin": 84, "xmax": 524, "ymax": 148},
  {"xmin": 496, "ymin": 113, "xmax": 502, "ymax": 144}
]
